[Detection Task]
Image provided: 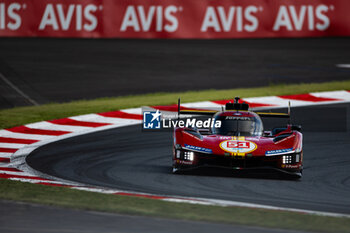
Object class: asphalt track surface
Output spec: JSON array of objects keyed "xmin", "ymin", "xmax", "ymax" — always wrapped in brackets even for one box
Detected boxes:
[
  {"xmin": 0, "ymin": 37, "xmax": 350, "ymax": 108},
  {"xmin": 27, "ymin": 103, "xmax": 350, "ymax": 215},
  {"xmin": 0, "ymin": 200, "xmax": 309, "ymax": 233}
]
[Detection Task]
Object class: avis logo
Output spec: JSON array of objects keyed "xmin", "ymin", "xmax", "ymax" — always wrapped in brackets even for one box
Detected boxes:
[{"xmin": 143, "ymin": 110, "xmax": 161, "ymax": 129}]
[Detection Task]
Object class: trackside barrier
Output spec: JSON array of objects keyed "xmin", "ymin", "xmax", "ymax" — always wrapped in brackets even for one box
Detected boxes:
[{"xmin": 0, "ymin": 0, "xmax": 350, "ymax": 38}]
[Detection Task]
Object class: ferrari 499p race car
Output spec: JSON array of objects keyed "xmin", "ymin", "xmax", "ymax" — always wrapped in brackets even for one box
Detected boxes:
[{"xmin": 172, "ymin": 97, "xmax": 303, "ymax": 178}]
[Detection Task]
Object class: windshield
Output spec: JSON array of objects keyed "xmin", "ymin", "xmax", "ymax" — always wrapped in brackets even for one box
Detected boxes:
[{"xmin": 212, "ymin": 113, "xmax": 263, "ymax": 136}]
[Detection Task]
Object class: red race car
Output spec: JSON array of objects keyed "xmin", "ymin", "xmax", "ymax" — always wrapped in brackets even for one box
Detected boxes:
[{"xmin": 172, "ymin": 97, "xmax": 303, "ymax": 178}]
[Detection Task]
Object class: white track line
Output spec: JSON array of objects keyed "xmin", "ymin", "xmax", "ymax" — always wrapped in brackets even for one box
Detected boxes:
[
  {"xmin": 0, "ymin": 72, "xmax": 39, "ymax": 106},
  {"xmin": 0, "ymin": 152, "xmax": 12, "ymax": 158},
  {"xmin": 181, "ymin": 101, "xmax": 223, "ymax": 109},
  {"xmin": 164, "ymin": 197, "xmax": 350, "ymax": 218},
  {"xmin": 8, "ymin": 177, "xmax": 67, "ymax": 185},
  {"xmin": 120, "ymin": 108, "xmax": 142, "ymax": 115},
  {"xmin": 244, "ymin": 96, "xmax": 312, "ymax": 107},
  {"xmin": 0, "ymin": 143, "xmax": 28, "ymax": 149},
  {"xmin": 26, "ymin": 121, "xmax": 89, "ymax": 132},
  {"xmin": 311, "ymin": 90, "xmax": 350, "ymax": 101},
  {"xmin": 71, "ymin": 187, "xmax": 120, "ymax": 194},
  {"xmin": 0, "ymin": 170, "xmax": 32, "ymax": 176},
  {"xmin": 0, "ymin": 130, "xmax": 55, "ymax": 140},
  {"xmin": 69, "ymin": 114, "xmax": 141, "ymax": 125}
]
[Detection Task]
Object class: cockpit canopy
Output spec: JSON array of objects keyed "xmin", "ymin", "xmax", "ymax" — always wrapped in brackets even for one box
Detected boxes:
[{"xmin": 212, "ymin": 111, "xmax": 263, "ymax": 136}]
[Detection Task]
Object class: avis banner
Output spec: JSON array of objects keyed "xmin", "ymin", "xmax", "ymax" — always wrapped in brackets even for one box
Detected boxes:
[{"xmin": 1, "ymin": 0, "xmax": 349, "ymax": 38}]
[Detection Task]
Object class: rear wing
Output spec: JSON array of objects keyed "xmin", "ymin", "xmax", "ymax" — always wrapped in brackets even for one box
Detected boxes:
[
  {"xmin": 179, "ymin": 109, "xmax": 218, "ymax": 115},
  {"xmin": 255, "ymin": 101, "xmax": 291, "ymax": 119},
  {"xmin": 177, "ymin": 98, "xmax": 291, "ymax": 119},
  {"xmin": 255, "ymin": 112, "xmax": 290, "ymax": 118},
  {"xmin": 256, "ymin": 100, "xmax": 291, "ymax": 118}
]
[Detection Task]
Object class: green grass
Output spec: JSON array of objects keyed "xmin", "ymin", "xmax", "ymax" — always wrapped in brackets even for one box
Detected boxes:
[
  {"xmin": 1, "ymin": 179, "xmax": 349, "ymax": 233},
  {"xmin": 1, "ymin": 80, "xmax": 350, "ymax": 129},
  {"xmin": 1, "ymin": 80, "xmax": 350, "ymax": 232}
]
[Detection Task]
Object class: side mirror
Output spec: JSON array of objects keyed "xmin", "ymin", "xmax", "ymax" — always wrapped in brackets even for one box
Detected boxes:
[
  {"xmin": 263, "ymin": 131, "xmax": 272, "ymax": 136},
  {"xmin": 291, "ymin": 125, "xmax": 302, "ymax": 132}
]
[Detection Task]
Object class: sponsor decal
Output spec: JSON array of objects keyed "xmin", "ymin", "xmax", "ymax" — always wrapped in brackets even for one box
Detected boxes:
[
  {"xmin": 38, "ymin": 3, "xmax": 100, "ymax": 32},
  {"xmin": 184, "ymin": 144, "xmax": 212, "ymax": 153},
  {"xmin": 181, "ymin": 160, "xmax": 194, "ymax": 165},
  {"xmin": 265, "ymin": 147, "xmax": 294, "ymax": 156},
  {"xmin": 143, "ymin": 110, "xmax": 161, "ymax": 129},
  {"xmin": 220, "ymin": 139, "xmax": 257, "ymax": 154},
  {"xmin": 225, "ymin": 116, "xmax": 251, "ymax": 120},
  {"xmin": 0, "ymin": 1, "xmax": 346, "ymax": 39},
  {"xmin": 175, "ymin": 159, "xmax": 193, "ymax": 165},
  {"xmin": 120, "ymin": 5, "xmax": 180, "ymax": 32},
  {"xmin": 281, "ymin": 164, "xmax": 300, "ymax": 169}
]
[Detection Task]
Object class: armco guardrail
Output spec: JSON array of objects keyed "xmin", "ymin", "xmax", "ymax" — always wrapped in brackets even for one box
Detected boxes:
[{"xmin": 0, "ymin": 0, "xmax": 349, "ymax": 38}]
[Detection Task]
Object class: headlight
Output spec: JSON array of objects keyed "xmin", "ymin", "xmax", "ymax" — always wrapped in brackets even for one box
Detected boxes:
[
  {"xmin": 282, "ymin": 155, "xmax": 292, "ymax": 164},
  {"xmin": 184, "ymin": 151, "xmax": 194, "ymax": 161},
  {"xmin": 282, "ymin": 153, "xmax": 301, "ymax": 164},
  {"xmin": 176, "ymin": 150, "xmax": 181, "ymax": 159}
]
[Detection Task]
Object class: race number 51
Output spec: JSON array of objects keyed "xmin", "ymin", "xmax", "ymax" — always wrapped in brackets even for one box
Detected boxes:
[{"xmin": 227, "ymin": 141, "xmax": 250, "ymax": 148}]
